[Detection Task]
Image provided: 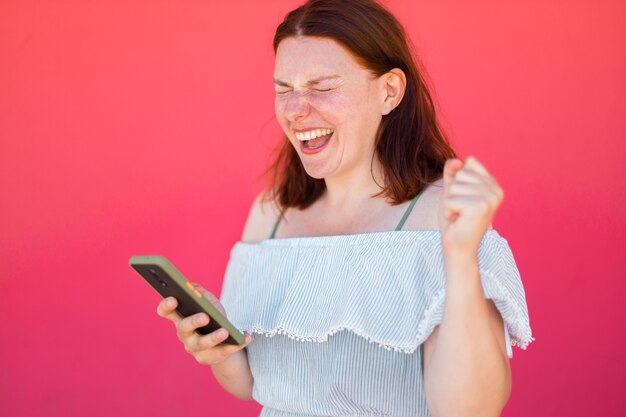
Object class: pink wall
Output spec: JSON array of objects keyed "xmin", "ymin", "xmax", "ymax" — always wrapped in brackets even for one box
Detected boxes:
[{"xmin": 1, "ymin": 1, "xmax": 624, "ymax": 416}]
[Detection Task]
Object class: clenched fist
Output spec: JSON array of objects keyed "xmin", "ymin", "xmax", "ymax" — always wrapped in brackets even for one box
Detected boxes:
[{"xmin": 439, "ymin": 156, "xmax": 504, "ymax": 255}]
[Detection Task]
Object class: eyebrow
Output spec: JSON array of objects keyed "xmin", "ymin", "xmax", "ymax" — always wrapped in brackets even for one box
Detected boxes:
[{"xmin": 273, "ymin": 75, "xmax": 341, "ymax": 87}]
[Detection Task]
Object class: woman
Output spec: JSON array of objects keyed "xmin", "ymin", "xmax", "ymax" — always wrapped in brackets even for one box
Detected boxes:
[{"xmin": 157, "ymin": 1, "xmax": 532, "ymax": 416}]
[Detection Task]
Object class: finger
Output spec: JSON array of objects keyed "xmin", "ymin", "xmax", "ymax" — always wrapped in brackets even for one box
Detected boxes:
[
  {"xmin": 447, "ymin": 181, "xmax": 490, "ymax": 197},
  {"xmin": 444, "ymin": 195, "xmax": 496, "ymax": 217},
  {"xmin": 451, "ymin": 168, "xmax": 488, "ymax": 185},
  {"xmin": 443, "ymin": 198, "xmax": 460, "ymax": 223},
  {"xmin": 447, "ymin": 183, "xmax": 503, "ymax": 210},
  {"xmin": 216, "ymin": 335, "xmax": 253, "ymax": 354},
  {"xmin": 193, "ymin": 328, "xmax": 230, "ymax": 351},
  {"xmin": 453, "ymin": 164, "xmax": 502, "ymax": 199},
  {"xmin": 443, "ymin": 158, "xmax": 464, "ymax": 191},
  {"xmin": 157, "ymin": 297, "xmax": 182, "ymax": 325},
  {"xmin": 193, "ymin": 328, "xmax": 249, "ymax": 351},
  {"xmin": 463, "ymin": 156, "xmax": 491, "ymax": 176},
  {"xmin": 177, "ymin": 312, "xmax": 210, "ymax": 339},
  {"xmin": 200, "ymin": 335, "xmax": 253, "ymax": 363},
  {"xmin": 192, "ymin": 333, "xmax": 253, "ymax": 366},
  {"xmin": 444, "ymin": 207, "xmax": 459, "ymax": 223}
]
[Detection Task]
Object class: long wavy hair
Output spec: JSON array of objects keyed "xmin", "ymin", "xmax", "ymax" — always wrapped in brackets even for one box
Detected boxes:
[{"xmin": 266, "ymin": 0, "xmax": 455, "ymax": 209}]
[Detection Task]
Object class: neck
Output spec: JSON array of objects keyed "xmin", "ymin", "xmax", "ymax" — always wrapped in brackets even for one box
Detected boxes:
[{"xmin": 321, "ymin": 157, "xmax": 386, "ymax": 211}]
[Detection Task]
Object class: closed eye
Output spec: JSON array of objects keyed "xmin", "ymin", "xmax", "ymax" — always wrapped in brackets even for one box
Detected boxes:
[{"xmin": 275, "ymin": 87, "xmax": 334, "ymax": 95}]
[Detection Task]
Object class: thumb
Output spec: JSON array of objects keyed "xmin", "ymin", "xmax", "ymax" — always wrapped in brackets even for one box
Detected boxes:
[
  {"xmin": 443, "ymin": 158, "xmax": 463, "ymax": 192},
  {"xmin": 442, "ymin": 158, "xmax": 463, "ymax": 225}
]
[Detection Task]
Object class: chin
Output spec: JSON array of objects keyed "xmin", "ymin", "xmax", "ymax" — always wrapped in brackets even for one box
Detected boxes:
[{"xmin": 301, "ymin": 166, "xmax": 328, "ymax": 180}]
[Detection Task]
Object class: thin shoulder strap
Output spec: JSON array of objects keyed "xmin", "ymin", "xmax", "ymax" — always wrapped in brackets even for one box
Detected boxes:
[
  {"xmin": 395, "ymin": 191, "xmax": 423, "ymax": 231},
  {"xmin": 268, "ymin": 207, "xmax": 286, "ymax": 239}
]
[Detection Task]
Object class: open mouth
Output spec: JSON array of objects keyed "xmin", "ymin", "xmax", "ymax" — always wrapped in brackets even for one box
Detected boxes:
[
  {"xmin": 303, "ymin": 133, "xmax": 332, "ymax": 149},
  {"xmin": 295, "ymin": 128, "xmax": 334, "ymax": 153}
]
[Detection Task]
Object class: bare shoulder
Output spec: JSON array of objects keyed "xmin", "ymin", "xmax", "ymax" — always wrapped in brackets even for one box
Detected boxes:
[
  {"xmin": 240, "ymin": 191, "xmax": 282, "ymax": 243},
  {"xmin": 402, "ymin": 178, "xmax": 444, "ymax": 231}
]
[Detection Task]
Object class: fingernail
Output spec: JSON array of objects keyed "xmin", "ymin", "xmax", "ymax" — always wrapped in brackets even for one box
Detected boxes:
[
  {"xmin": 166, "ymin": 298, "xmax": 174, "ymax": 307},
  {"xmin": 196, "ymin": 314, "xmax": 207, "ymax": 324},
  {"xmin": 216, "ymin": 329, "xmax": 228, "ymax": 338}
]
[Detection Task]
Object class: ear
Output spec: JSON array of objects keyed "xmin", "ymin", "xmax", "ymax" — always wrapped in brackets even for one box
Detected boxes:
[{"xmin": 380, "ymin": 68, "xmax": 406, "ymax": 116}]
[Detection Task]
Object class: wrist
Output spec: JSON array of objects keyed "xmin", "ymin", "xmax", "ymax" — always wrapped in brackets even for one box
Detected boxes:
[
  {"xmin": 443, "ymin": 246, "xmax": 477, "ymax": 265},
  {"xmin": 443, "ymin": 249, "xmax": 482, "ymax": 296},
  {"xmin": 441, "ymin": 232, "xmax": 481, "ymax": 256}
]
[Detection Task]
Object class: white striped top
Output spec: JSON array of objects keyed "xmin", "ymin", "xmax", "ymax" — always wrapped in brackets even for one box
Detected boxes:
[{"xmin": 221, "ymin": 230, "xmax": 532, "ymax": 417}]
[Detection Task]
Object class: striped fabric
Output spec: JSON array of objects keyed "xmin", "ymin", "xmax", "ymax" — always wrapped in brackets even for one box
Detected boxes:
[{"xmin": 221, "ymin": 230, "xmax": 532, "ymax": 417}]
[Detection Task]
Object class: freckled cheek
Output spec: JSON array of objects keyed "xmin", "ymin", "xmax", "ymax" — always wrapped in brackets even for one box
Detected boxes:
[
  {"xmin": 274, "ymin": 99, "xmax": 290, "ymax": 132},
  {"xmin": 309, "ymin": 95, "xmax": 349, "ymax": 123}
]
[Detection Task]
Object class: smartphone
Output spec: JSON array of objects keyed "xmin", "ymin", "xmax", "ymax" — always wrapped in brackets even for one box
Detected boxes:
[{"xmin": 129, "ymin": 255, "xmax": 245, "ymax": 346}]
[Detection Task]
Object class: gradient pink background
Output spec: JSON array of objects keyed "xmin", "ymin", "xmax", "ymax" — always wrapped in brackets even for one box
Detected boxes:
[{"xmin": 1, "ymin": 1, "xmax": 625, "ymax": 416}]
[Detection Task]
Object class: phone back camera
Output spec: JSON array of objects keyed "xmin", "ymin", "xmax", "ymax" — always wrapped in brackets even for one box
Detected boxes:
[{"xmin": 149, "ymin": 268, "xmax": 169, "ymax": 288}]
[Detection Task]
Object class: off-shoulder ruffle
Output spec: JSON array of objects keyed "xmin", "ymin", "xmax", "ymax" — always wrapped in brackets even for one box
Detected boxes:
[{"xmin": 221, "ymin": 230, "xmax": 532, "ymax": 354}]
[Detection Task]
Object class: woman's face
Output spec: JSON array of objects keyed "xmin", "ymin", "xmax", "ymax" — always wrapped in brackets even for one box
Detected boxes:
[{"xmin": 274, "ymin": 36, "xmax": 386, "ymax": 180}]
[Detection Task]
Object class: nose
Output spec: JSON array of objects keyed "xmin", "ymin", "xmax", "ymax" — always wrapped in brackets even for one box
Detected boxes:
[{"xmin": 283, "ymin": 91, "xmax": 311, "ymax": 122}]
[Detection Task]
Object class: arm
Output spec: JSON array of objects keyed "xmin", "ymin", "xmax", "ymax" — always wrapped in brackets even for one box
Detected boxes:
[
  {"xmin": 210, "ymin": 350, "xmax": 255, "ymax": 400},
  {"xmin": 423, "ymin": 157, "xmax": 511, "ymax": 417},
  {"xmin": 155, "ymin": 191, "xmax": 279, "ymax": 401},
  {"xmin": 156, "ymin": 294, "xmax": 254, "ymax": 400}
]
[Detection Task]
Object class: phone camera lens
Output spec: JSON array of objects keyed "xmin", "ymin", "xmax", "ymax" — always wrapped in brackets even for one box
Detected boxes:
[{"xmin": 148, "ymin": 268, "xmax": 169, "ymax": 288}]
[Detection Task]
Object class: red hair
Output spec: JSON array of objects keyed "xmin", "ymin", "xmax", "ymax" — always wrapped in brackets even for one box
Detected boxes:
[{"xmin": 267, "ymin": 0, "xmax": 455, "ymax": 209}]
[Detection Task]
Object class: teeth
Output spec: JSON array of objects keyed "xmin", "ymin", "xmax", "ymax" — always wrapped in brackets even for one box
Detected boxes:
[{"xmin": 295, "ymin": 128, "xmax": 334, "ymax": 141}]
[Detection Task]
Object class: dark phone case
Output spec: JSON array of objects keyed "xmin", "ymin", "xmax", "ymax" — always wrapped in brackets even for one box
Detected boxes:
[{"xmin": 129, "ymin": 255, "xmax": 245, "ymax": 346}]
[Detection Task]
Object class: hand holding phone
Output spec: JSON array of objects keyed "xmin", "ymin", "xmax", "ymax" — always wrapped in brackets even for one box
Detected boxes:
[{"xmin": 129, "ymin": 256, "xmax": 246, "ymax": 346}]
